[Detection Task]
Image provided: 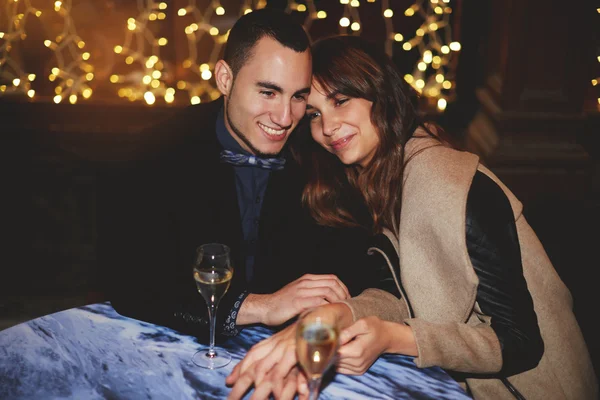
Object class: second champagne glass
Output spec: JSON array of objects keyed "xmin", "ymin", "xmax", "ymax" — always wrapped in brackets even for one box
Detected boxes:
[
  {"xmin": 192, "ymin": 243, "xmax": 233, "ymax": 369},
  {"xmin": 296, "ymin": 312, "xmax": 339, "ymax": 400}
]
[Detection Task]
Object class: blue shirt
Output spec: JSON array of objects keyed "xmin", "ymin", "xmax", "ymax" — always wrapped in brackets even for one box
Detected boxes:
[{"xmin": 215, "ymin": 107, "xmax": 270, "ymax": 284}]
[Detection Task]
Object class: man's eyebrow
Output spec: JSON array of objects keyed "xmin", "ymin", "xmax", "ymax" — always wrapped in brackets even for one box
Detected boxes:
[
  {"xmin": 256, "ymin": 81, "xmax": 283, "ymax": 93},
  {"xmin": 294, "ymin": 87, "xmax": 311, "ymax": 97}
]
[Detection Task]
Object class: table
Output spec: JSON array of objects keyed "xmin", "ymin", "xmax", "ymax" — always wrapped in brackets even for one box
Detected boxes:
[{"xmin": 0, "ymin": 303, "xmax": 471, "ymax": 399}]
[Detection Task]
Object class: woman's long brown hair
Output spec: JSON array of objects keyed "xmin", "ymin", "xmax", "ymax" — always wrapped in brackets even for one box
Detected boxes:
[{"xmin": 292, "ymin": 35, "xmax": 435, "ymax": 233}]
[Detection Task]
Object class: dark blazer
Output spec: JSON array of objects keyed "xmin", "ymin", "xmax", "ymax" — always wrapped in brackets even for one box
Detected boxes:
[{"xmin": 97, "ymin": 98, "xmax": 374, "ymax": 340}]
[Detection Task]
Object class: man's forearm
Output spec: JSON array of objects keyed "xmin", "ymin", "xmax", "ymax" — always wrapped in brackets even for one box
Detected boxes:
[{"xmin": 236, "ymin": 293, "xmax": 269, "ymax": 325}]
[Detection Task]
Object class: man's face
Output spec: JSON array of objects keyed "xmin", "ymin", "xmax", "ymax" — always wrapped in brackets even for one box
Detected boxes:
[{"xmin": 223, "ymin": 37, "xmax": 312, "ymax": 157}]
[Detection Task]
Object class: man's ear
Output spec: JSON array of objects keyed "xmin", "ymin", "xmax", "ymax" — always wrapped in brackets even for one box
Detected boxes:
[{"xmin": 214, "ymin": 60, "xmax": 233, "ymax": 96}]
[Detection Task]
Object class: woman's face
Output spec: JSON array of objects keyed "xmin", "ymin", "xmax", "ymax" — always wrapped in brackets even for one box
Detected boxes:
[{"xmin": 306, "ymin": 81, "xmax": 380, "ymax": 169}]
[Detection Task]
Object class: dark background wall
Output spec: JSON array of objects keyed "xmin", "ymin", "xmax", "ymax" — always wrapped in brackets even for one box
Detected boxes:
[{"xmin": 1, "ymin": 0, "xmax": 599, "ymax": 380}]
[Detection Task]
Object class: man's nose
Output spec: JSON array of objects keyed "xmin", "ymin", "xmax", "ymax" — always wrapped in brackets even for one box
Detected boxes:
[{"xmin": 270, "ymin": 101, "xmax": 292, "ymax": 129}]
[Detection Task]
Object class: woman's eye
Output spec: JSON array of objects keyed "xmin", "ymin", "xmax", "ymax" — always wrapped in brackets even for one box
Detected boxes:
[
  {"xmin": 307, "ymin": 111, "xmax": 320, "ymax": 120},
  {"xmin": 334, "ymin": 98, "xmax": 349, "ymax": 106}
]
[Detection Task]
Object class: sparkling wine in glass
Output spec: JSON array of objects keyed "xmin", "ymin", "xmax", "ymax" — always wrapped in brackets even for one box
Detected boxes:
[
  {"xmin": 296, "ymin": 314, "xmax": 339, "ymax": 400},
  {"xmin": 192, "ymin": 243, "xmax": 233, "ymax": 369}
]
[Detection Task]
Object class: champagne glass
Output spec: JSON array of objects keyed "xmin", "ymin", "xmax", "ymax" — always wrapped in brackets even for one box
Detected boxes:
[
  {"xmin": 296, "ymin": 312, "xmax": 339, "ymax": 400},
  {"xmin": 192, "ymin": 243, "xmax": 233, "ymax": 369}
]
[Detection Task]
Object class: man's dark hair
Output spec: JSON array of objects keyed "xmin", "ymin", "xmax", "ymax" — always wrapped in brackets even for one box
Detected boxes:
[{"xmin": 223, "ymin": 8, "xmax": 310, "ymax": 76}]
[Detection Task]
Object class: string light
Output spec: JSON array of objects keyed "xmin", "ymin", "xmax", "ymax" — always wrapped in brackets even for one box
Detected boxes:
[
  {"xmin": 112, "ymin": 0, "xmax": 173, "ymax": 105},
  {"xmin": 2, "ymin": 0, "xmax": 460, "ymax": 111},
  {"xmin": 398, "ymin": 0, "xmax": 460, "ymax": 111},
  {"xmin": 0, "ymin": 0, "xmax": 42, "ymax": 97}
]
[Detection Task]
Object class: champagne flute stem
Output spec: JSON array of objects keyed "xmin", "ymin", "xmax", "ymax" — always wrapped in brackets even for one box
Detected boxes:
[
  {"xmin": 207, "ymin": 304, "xmax": 217, "ymax": 357},
  {"xmin": 308, "ymin": 377, "xmax": 322, "ymax": 400}
]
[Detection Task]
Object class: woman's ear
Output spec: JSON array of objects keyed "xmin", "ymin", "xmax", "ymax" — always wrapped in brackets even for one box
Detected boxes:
[{"xmin": 214, "ymin": 60, "xmax": 233, "ymax": 96}]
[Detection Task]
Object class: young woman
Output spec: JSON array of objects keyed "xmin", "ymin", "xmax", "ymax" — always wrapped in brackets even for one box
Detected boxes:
[{"xmin": 226, "ymin": 35, "xmax": 597, "ymax": 400}]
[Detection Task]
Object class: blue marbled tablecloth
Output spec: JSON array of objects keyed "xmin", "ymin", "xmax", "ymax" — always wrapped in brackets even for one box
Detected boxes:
[{"xmin": 0, "ymin": 302, "xmax": 470, "ymax": 399}]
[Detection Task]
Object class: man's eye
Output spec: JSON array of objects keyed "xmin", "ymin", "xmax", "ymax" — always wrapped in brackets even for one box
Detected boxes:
[
  {"xmin": 261, "ymin": 91, "xmax": 274, "ymax": 97},
  {"xmin": 293, "ymin": 94, "xmax": 307, "ymax": 102}
]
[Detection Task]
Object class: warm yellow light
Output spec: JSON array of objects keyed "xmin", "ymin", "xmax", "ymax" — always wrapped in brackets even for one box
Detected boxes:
[
  {"xmin": 66, "ymin": 79, "xmax": 74, "ymax": 87},
  {"xmin": 394, "ymin": 33, "xmax": 404, "ymax": 42},
  {"xmin": 183, "ymin": 59, "xmax": 192, "ymax": 68},
  {"xmin": 432, "ymin": 56, "xmax": 442, "ymax": 64},
  {"xmin": 209, "ymin": 27, "xmax": 219, "ymax": 35},
  {"xmin": 82, "ymin": 52, "xmax": 90, "ymax": 60},
  {"xmin": 26, "ymin": 74, "xmax": 35, "ymax": 82},
  {"xmin": 54, "ymin": 1, "xmax": 61, "ymax": 9},
  {"xmin": 177, "ymin": 81, "xmax": 187, "ymax": 90},
  {"xmin": 110, "ymin": 74, "xmax": 120, "ymax": 83},
  {"xmin": 418, "ymin": 62, "xmax": 427, "ymax": 71},
  {"xmin": 434, "ymin": 6, "xmax": 443, "ymax": 14},
  {"xmin": 427, "ymin": 88, "xmax": 440, "ymax": 97},
  {"xmin": 12, "ymin": 78, "xmax": 21, "ymax": 86},
  {"xmin": 404, "ymin": 74, "xmax": 414, "ymax": 84},
  {"xmin": 383, "ymin": 9, "xmax": 393, "ymax": 18},
  {"xmin": 149, "ymin": 13, "xmax": 157, "ymax": 21},
  {"xmin": 340, "ymin": 0, "xmax": 349, "ymax": 3},
  {"xmin": 157, "ymin": 12, "xmax": 166, "ymax": 19},
  {"xmin": 166, "ymin": 88, "xmax": 176, "ymax": 95},
  {"xmin": 442, "ymin": 81, "xmax": 452, "ymax": 89},
  {"xmin": 0, "ymin": 32, "xmax": 4, "ymax": 39},
  {"xmin": 405, "ymin": 8, "xmax": 415, "ymax": 16},
  {"xmin": 117, "ymin": 88, "xmax": 127, "ymax": 97},
  {"xmin": 78, "ymin": 41, "xmax": 85, "ymax": 49},
  {"xmin": 431, "ymin": 0, "xmax": 439, "ymax": 3},
  {"xmin": 416, "ymin": 28, "xmax": 425, "ymax": 36},
  {"xmin": 69, "ymin": 94, "xmax": 78, "ymax": 104},
  {"xmin": 152, "ymin": 70, "xmax": 162, "ymax": 79},
  {"xmin": 165, "ymin": 93, "xmax": 175, "ymax": 103},
  {"xmin": 151, "ymin": 80, "xmax": 160, "ymax": 88},
  {"xmin": 444, "ymin": 6, "xmax": 452, "ymax": 13},
  {"xmin": 27, "ymin": 89, "xmax": 35, "ymax": 98},
  {"xmin": 126, "ymin": 56, "xmax": 134, "ymax": 64},
  {"xmin": 144, "ymin": 91, "xmax": 156, "ymax": 105},
  {"xmin": 429, "ymin": 23, "xmax": 438, "ymax": 31},
  {"xmin": 159, "ymin": 2, "xmax": 167, "ymax": 10},
  {"xmin": 35, "ymin": 10, "xmax": 42, "ymax": 17},
  {"xmin": 350, "ymin": 0, "xmax": 359, "ymax": 6},
  {"xmin": 52, "ymin": 67, "xmax": 60, "ymax": 75},
  {"xmin": 423, "ymin": 51, "xmax": 433, "ymax": 63},
  {"xmin": 201, "ymin": 70, "xmax": 212, "ymax": 80},
  {"xmin": 437, "ymin": 98, "xmax": 447, "ymax": 111},
  {"xmin": 244, "ymin": 8, "xmax": 252, "ymax": 14},
  {"xmin": 53, "ymin": 95, "xmax": 62, "ymax": 104},
  {"xmin": 49, "ymin": 74, "xmax": 56, "ymax": 82},
  {"xmin": 216, "ymin": 6, "xmax": 225, "ymax": 15},
  {"xmin": 191, "ymin": 96, "xmax": 201, "ymax": 105},
  {"xmin": 55, "ymin": 86, "xmax": 62, "ymax": 94},
  {"xmin": 86, "ymin": 73, "xmax": 94, "ymax": 81},
  {"xmin": 317, "ymin": 11, "xmax": 327, "ymax": 19},
  {"xmin": 449, "ymin": 42, "xmax": 461, "ymax": 51},
  {"xmin": 184, "ymin": 25, "xmax": 194, "ymax": 35},
  {"xmin": 142, "ymin": 75, "xmax": 152, "ymax": 85},
  {"xmin": 592, "ymin": 79, "xmax": 598, "ymax": 86},
  {"xmin": 441, "ymin": 45, "xmax": 450, "ymax": 54},
  {"xmin": 436, "ymin": 74, "xmax": 444, "ymax": 83},
  {"xmin": 403, "ymin": 42, "xmax": 412, "ymax": 51},
  {"xmin": 128, "ymin": 23, "xmax": 136, "ymax": 31},
  {"xmin": 114, "ymin": 45, "xmax": 123, "ymax": 54},
  {"xmin": 44, "ymin": 40, "xmax": 52, "ymax": 47},
  {"xmin": 339, "ymin": 17, "xmax": 350, "ymax": 27},
  {"xmin": 351, "ymin": 22, "xmax": 360, "ymax": 31},
  {"xmin": 415, "ymin": 79, "xmax": 425, "ymax": 89},
  {"xmin": 0, "ymin": 85, "xmax": 6, "ymax": 92},
  {"xmin": 158, "ymin": 37, "xmax": 168, "ymax": 46},
  {"xmin": 178, "ymin": 8, "xmax": 187, "ymax": 16}
]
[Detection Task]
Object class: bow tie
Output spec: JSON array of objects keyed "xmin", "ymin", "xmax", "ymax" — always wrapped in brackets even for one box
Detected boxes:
[{"xmin": 219, "ymin": 150, "xmax": 286, "ymax": 170}]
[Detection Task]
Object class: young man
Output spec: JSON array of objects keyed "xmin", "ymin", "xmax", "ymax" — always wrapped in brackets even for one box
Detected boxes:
[{"xmin": 98, "ymin": 8, "xmax": 374, "ymax": 339}]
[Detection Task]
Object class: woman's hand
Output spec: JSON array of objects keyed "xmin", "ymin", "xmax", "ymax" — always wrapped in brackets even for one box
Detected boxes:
[
  {"xmin": 226, "ymin": 303, "xmax": 354, "ymax": 400},
  {"xmin": 337, "ymin": 316, "xmax": 417, "ymax": 375}
]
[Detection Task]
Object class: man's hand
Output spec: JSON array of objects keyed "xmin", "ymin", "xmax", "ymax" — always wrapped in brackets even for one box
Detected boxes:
[{"xmin": 236, "ymin": 274, "xmax": 350, "ymax": 326}]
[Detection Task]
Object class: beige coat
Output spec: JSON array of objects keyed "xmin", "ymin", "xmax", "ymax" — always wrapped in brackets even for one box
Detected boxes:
[{"xmin": 343, "ymin": 135, "xmax": 598, "ymax": 399}]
